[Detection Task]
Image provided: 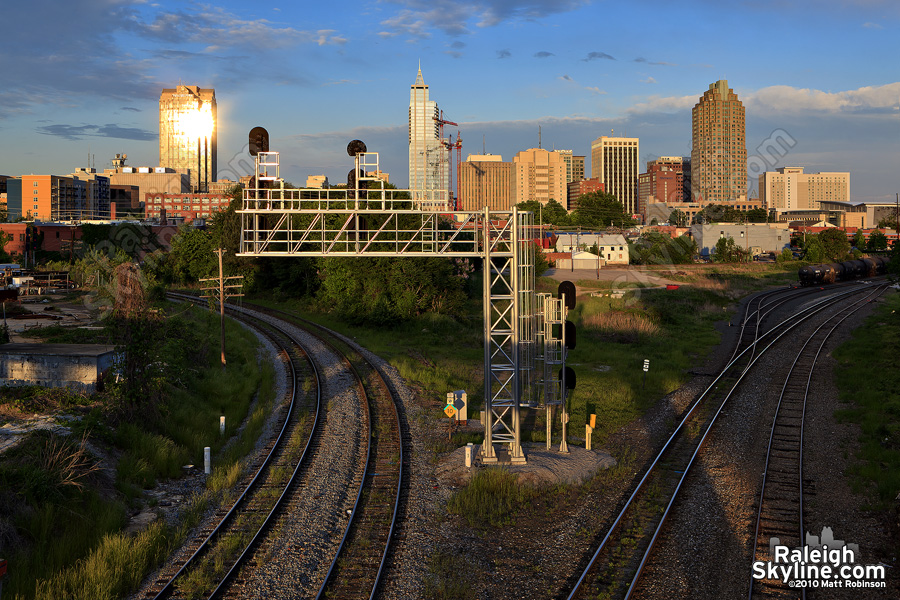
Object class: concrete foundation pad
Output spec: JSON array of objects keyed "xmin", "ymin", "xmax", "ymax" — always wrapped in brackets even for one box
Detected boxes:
[{"xmin": 436, "ymin": 441, "xmax": 617, "ymax": 487}]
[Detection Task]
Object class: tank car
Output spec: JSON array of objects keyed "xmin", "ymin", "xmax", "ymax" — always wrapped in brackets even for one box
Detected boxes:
[{"xmin": 799, "ymin": 256, "xmax": 891, "ymax": 285}]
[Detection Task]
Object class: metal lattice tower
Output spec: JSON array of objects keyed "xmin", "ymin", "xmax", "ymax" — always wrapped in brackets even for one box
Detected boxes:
[{"xmin": 238, "ymin": 147, "xmax": 540, "ymax": 462}]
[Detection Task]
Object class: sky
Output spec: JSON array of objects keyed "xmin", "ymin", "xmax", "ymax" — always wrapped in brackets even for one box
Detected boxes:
[{"xmin": 1, "ymin": 0, "xmax": 898, "ymax": 202}]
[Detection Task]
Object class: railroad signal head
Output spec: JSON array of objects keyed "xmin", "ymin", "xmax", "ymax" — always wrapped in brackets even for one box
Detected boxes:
[
  {"xmin": 558, "ymin": 366, "xmax": 576, "ymax": 390},
  {"xmin": 249, "ymin": 127, "xmax": 269, "ymax": 156},
  {"xmin": 565, "ymin": 320, "xmax": 576, "ymax": 350},
  {"xmin": 558, "ymin": 280, "xmax": 576, "ymax": 310},
  {"xmin": 347, "ymin": 139, "xmax": 367, "ymax": 157}
]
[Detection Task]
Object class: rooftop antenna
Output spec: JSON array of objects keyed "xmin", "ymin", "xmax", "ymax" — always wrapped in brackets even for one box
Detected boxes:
[
  {"xmin": 539, "ymin": 125, "xmax": 542, "ymax": 149},
  {"xmin": 483, "ymin": 134, "xmax": 485, "ymax": 155}
]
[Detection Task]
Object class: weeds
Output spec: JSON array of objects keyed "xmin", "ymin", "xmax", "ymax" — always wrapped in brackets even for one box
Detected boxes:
[{"xmin": 447, "ymin": 467, "xmax": 538, "ymax": 528}]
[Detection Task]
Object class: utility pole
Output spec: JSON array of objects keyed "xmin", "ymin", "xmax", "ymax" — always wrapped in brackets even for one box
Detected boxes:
[{"xmin": 200, "ymin": 249, "xmax": 244, "ymax": 367}]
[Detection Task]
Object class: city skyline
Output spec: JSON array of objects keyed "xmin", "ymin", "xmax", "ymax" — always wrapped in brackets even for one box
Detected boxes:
[{"xmin": 0, "ymin": 0, "xmax": 897, "ymax": 202}]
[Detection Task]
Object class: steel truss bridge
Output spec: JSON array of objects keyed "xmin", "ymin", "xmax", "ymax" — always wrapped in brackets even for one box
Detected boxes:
[{"xmin": 238, "ymin": 148, "xmax": 570, "ymax": 463}]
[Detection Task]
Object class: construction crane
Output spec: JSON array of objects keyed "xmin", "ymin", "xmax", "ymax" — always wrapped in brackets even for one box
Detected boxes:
[{"xmin": 434, "ymin": 111, "xmax": 462, "ymax": 208}]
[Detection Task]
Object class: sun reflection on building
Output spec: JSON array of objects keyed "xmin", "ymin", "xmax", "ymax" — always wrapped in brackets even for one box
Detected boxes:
[{"xmin": 159, "ymin": 85, "xmax": 217, "ymax": 192}]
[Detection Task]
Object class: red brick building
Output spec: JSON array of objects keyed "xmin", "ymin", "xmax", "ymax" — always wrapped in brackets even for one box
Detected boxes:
[
  {"xmin": 567, "ymin": 177, "xmax": 605, "ymax": 210},
  {"xmin": 144, "ymin": 192, "xmax": 231, "ymax": 223}
]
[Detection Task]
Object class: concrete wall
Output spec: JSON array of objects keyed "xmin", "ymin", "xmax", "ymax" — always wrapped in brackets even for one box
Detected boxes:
[
  {"xmin": 691, "ymin": 223, "xmax": 791, "ymax": 257},
  {"xmin": 0, "ymin": 344, "xmax": 116, "ymax": 393}
]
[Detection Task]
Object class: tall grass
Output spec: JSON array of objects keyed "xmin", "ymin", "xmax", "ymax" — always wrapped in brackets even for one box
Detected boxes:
[
  {"xmin": 32, "ymin": 521, "xmax": 172, "ymax": 600},
  {"xmin": 833, "ymin": 292, "xmax": 900, "ymax": 510},
  {"xmin": 2, "ymin": 305, "xmax": 273, "ymax": 600},
  {"xmin": 582, "ymin": 310, "xmax": 660, "ymax": 337},
  {"xmin": 447, "ymin": 467, "xmax": 538, "ymax": 528}
]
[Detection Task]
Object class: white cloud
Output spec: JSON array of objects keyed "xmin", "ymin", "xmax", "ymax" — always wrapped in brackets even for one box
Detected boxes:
[
  {"xmin": 378, "ymin": 0, "xmax": 588, "ymax": 38},
  {"xmin": 628, "ymin": 94, "xmax": 696, "ymax": 114},
  {"xmin": 862, "ymin": 21, "xmax": 883, "ymax": 28},
  {"xmin": 745, "ymin": 82, "xmax": 900, "ymax": 113},
  {"xmin": 641, "ymin": 77, "xmax": 657, "ymax": 84},
  {"xmin": 628, "ymin": 83, "xmax": 900, "ymax": 116}
]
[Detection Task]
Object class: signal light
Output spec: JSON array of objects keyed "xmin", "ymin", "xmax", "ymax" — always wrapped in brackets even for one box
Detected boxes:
[
  {"xmin": 565, "ymin": 320, "xmax": 576, "ymax": 350},
  {"xmin": 249, "ymin": 127, "xmax": 269, "ymax": 156},
  {"xmin": 347, "ymin": 139, "xmax": 367, "ymax": 156},
  {"xmin": 558, "ymin": 280, "xmax": 576, "ymax": 310},
  {"xmin": 559, "ymin": 366, "xmax": 576, "ymax": 390}
]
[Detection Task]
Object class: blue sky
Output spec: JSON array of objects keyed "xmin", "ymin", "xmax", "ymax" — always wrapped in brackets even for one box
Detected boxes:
[{"xmin": 1, "ymin": 0, "xmax": 898, "ymax": 202}]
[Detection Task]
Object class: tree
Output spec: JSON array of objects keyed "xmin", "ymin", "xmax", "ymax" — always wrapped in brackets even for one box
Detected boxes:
[
  {"xmin": 776, "ymin": 247, "xmax": 793, "ymax": 264},
  {"xmin": 745, "ymin": 208, "xmax": 769, "ymax": 223},
  {"xmin": 867, "ymin": 230, "xmax": 888, "ymax": 252},
  {"xmin": 852, "ymin": 229, "xmax": 866, "ymax": 249},
  {"xmin": 802, "ymin": 236, "xmax": 826, "ymax": 263},
  {"xmin": 668, "ymin": 209, "xmax": 688, "ymax": 227},
  {"xmin": 571, "ymin": 191, "xmax": 633, "ymax": 229},
  {"xmin": 713, "ymin": 236, "xmax": 750, "ymax": 263},
  {"xmin": 515, "ymin": 199, "xmax": 569, "ymax": 227},
  {"xmin": 169, "ymin": 226, "xmax": 215, "ymax": 283},
  {"xmin": 629, "ymin": 232, "xmax": 696, "ymax": 265},
  {"xmin": 818, "ymin": 228, "xmax": 851, "ymax": 262},
  {"xmin": 316, "ymin": 256, "xmax": 468, "ymax": 325},
  {"xmin": 877, "ymin": 216, "xmax": 899, "ymax": 231}
]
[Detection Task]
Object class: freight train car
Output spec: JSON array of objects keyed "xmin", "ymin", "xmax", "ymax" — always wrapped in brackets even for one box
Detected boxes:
[{"xmin": 798, "ymin": 256, "xmax": 890, "ymax": 286}]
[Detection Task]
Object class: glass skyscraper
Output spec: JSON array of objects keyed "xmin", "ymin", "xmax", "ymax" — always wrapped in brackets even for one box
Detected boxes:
[
  {"xmin": 159, "ymin": 85, "xmax": 217, "ymax": 192},
  {"xmin": 408, "ymin": 66, "xmax": 449, "ymax": 203}
]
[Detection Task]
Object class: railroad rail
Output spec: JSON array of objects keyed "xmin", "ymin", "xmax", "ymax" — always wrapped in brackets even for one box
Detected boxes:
[
  {"xmin": 146, "ymin": 294, "xmax": 404, "ymax": 599},
  {"xmin": 566, "ymin": 283, "xmax": 884, "ymax": 600},
  {"xmin": 146, "ymin": 293, "xmax": 322, "ymax": 599},
  {"xmin": 748, "ymin": 284, "xmax": 888, "ymax": 599}
]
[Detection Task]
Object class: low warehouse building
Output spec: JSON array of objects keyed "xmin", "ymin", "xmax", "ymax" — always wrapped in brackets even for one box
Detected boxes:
[{"xmin": 0, "ymin": 344, "xmax": 116, "ymax": 392}]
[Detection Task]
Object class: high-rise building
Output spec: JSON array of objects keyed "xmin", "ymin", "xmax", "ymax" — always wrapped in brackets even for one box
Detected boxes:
[
  {"xmin": 512, "ymin": 148, "xmax": 568, "ymax": 209},
  {"xmin": 638, "ymin": 156, "xmax": 691, "ymax": 219},
  {"xmin": 691, "ymin": 80, "xmax": 746, "ymax": 203},
  {"xmin": 159, "ymin": 85, "xmax": 217, "ymax": 192},
  {"xmin": 6, "ymin": 175, "xmax": 88, "ymax": 221},
  {"xmin": 590, "ymin": 136, "xmax": 640, "ymax": 215},
  {"xmin": 458, "ymin": 155, "xmax": 513, "ymax": 212},
  {"xmin": 408, "ymin": 65, "xmax": 449, "ymax": 203},
  {"xmin": 555, "ymin": 150, "xmax": 586, "ymax": 184},
  {"xmin": 759, "ymin": 167, "xmax": 850, "ymax": 213}
]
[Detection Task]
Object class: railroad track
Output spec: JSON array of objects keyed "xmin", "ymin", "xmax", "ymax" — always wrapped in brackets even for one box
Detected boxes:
[
  {"xmin": 145, "ymin": 294, "xmax": 405, "ymax": 599},
  {"xmin": 146, "ymin": 293, "xmax": 323, "ymax": 599},
  {"xmin": 566, "ymin": 283, "xmax": 883, "ymax": 600},
  {"xmin": 748, "ymin": 284, "xmax": 888, "ymax": 600}
]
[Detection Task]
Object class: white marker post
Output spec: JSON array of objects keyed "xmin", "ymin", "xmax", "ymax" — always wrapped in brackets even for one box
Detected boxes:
[
  {"xmin": 204, "ymin": 447, "xmax": 211, "ymax": 475},
  {"xmin": 642, "ymin": 359, "xmax": 650, "ymax": 390}
]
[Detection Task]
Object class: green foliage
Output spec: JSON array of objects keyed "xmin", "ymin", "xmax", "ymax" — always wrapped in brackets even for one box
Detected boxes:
[
  {"xmin": 447, "ymin": 468, "xmax": 538, "ymax": 528},
  {"xmin": 713, "ymin": 236, "xmax": 750, "ymax": 263},
  {"xmin": 776, "ymin": 247, "xmax": 794, "ymax": 264},
  {"xmin": 801, "ymin": 235, "xmax": 826, "ymax": 263},
  {"xmin": 668, "ymin": 209, "xmax": 688, "ymax": 227},
  {"xmin": 852, "ymin": 229, "xmax": 866, "ymax": 249},
  {"xmin": 316, "ymin": 256, "xmax": 468, "ymax": 325},
  {"xmin": 818, "ymin": 228, "xmax": 851, "ymax": 262},
  {"xmin": 876, "ymin": 216, "xmax": 899, "ymax": 231},
  {"xmin": 866, "ymin": 230, "xmax": 888, "ymax": 251},
  {"xmin": 571, "ymin": 191, "xmax": 634, "ymax": 228},
  {"xmin": 888, "ymin": 242, "xmax": 900, "ymax": 280},
  {"xmin": 745, "ymin": 208, "xmax": 769, "ymax": 222},
  {"xmin": 515, "ymin": 199, "xmax": 570, "ymax": 226},
  {"xmin": 79, "ymin": 224, "xmax": 159, "ymax": 259},
  {"xmin": 253, "ymin": 257, "xmax": 318, "ymax": 299},
  {"xmin": 833, "ymin": 292, "xmax": 900, "ymax": 509},
  {"xmin": 423, "ymin": 551, "xmax": 476, "ymax": 600},
  {"xmin": 629, "ymin": 233, "xmax": 696, "ymax": 265},
  {"xmin": 168, "ymin": 226, "xmax": 215, "ymax": 283}
]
